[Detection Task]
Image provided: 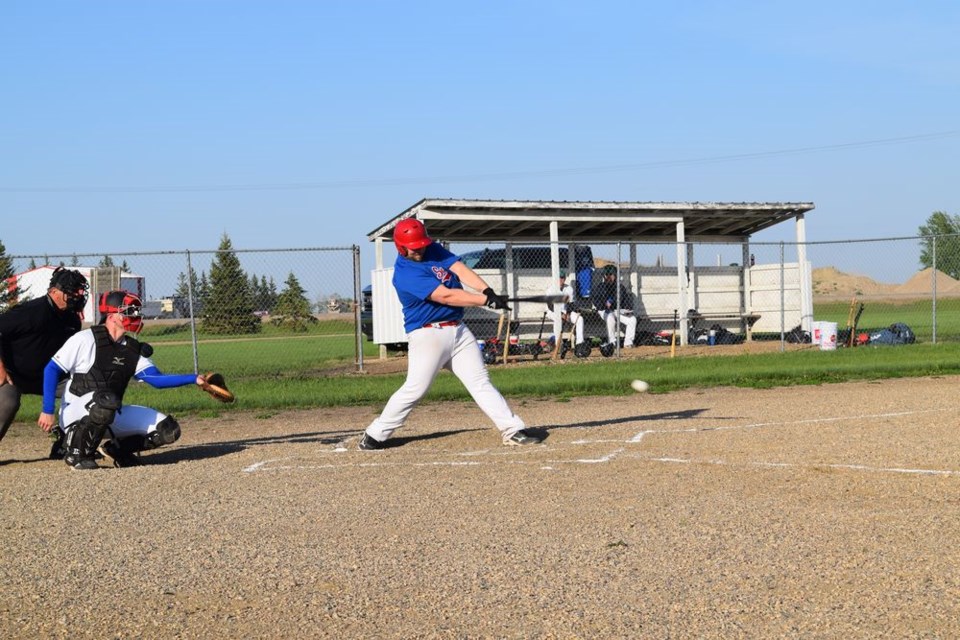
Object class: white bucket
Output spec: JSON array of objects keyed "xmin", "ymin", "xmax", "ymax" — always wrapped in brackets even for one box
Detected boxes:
[
  {"xmin": 819, "ymin": 321, "xmax": 838, "ymax": 351},
  {"xmin": 812, "ymin": 321, "xmax": 823, "ymax": 346}
]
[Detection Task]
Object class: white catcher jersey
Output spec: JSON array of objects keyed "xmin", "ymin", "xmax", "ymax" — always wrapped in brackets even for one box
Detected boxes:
[{"xmin": 52, "ymin": 329, "xmax": 154, "ymax": 379}]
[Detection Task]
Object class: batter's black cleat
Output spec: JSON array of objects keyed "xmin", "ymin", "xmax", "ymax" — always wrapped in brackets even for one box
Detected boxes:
[
  {"xmin": 503, "ymin": 429, "xmax": 544, "ymax": 446},
  {"xmin": 358, "ymin": 434, "xmax": 388, "ymax": 450}
]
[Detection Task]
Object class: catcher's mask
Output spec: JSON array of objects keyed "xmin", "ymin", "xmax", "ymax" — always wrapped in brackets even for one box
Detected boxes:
[
  {"xmin": 49, "ymin": 267, "xmax": 89, "ymax": 313},
  {"xmin": 393, "ymin": 218, "xmax": 432, "ymax": 257},
  {"xmin": 98, "ymin": 290, "xmax": 144, "ymax": 334}
]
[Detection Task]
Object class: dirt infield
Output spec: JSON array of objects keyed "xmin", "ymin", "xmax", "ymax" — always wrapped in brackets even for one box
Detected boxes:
[{"xmin": 3, "ymin": 376, "xmax": 960, "ymax": 638}]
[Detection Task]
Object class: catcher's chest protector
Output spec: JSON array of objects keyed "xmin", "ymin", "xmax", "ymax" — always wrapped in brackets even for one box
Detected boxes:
[{"xmin": 69, "ymin": 325, "xmax": 140, "ymax": 401}]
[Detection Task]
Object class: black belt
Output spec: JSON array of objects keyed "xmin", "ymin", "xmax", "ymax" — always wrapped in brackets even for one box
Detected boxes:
[{"xmin": 423, "ymin": 320, "xmax": 460, "ymax": 328}]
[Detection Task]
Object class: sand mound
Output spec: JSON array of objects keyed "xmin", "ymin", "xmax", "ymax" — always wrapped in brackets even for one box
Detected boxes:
[
  {"xmin": 812, "ymin": 267, "xmax": 897, "ymax": 297},
  {"xmin": 895, "ymin": 267, "xmax": 960, "ymax": 294}
]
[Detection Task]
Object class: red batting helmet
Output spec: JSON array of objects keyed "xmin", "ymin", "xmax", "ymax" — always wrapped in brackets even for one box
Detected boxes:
[
  {"xmin": 99, "ymin": 290, "xmax": 144, "ymax": 334},
  {"xmin": 393, "ymin": 218, "xmax": 433, "ymax": 255}
]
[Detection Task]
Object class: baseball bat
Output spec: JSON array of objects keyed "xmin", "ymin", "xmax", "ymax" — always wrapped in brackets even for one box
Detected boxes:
[{"xmin": 505, "ymin": 294, "xmax": 569, "ymax": 304}]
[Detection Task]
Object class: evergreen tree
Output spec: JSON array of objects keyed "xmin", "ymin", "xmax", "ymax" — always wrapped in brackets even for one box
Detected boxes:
[
  {"xmin": 99, "ymin": 255, "xmax": 115, "ymax": 267},
  {"xmin": 199, "ymin": 271, "xmax": 210, "ymax": 307},
  {"xmin": 28, "ymin": 258, "xmax": 37, "ymax": 269},
  {"xmin": 918, "ymin": 211, "xmax": 960, "ymax": 279},
  {"xmin": 174, "ymin": 267, "xmax": 201, "ymax": 317},
  {"xmin": 267, "ymin": 276, "xmax": 279, "ymax": 310},
  {"xmin": 70, "ymin": 254, "xmax": 79, "ymax": 267},
  {"xmin": 0, "ymin": 239, "xmax": 22, "ymax": 308},
  {"xmin": 273, "ymin": 272, "xmax": 315, "ymax": 331},
  {"xmin": 249, "ymin": 273, "xmax": 266, "ymax": 312},
  {"xmin": 202, "ymin": 234, "xmax": 260, "ymax": 334},
  {"xmin": 120, "ymin": 259, "xmax": 131, "ymax": 272}
]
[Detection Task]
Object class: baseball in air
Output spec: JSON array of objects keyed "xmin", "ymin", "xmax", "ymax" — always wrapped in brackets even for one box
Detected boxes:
[{"xmin": 631, "ymin": 379, "xmax": 649, "ymax": 393}]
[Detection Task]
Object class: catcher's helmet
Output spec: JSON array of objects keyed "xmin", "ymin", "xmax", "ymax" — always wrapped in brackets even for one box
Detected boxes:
[
  {"xmin": 49, "ymin": 267, "xmax": 89, "ymax": 313},
  {"xmin": 98, "ymin": 290, "xmax": 144, "ymax": 334},
  {"xmin": 393, "ymin": 218, "xmax": 432, "ymax": 256}
]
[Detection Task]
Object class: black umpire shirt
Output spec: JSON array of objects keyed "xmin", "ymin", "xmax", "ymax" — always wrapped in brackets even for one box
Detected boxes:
[{"xmin": 0, "ymin": 295, "xmax": 82, "ymax": 395}]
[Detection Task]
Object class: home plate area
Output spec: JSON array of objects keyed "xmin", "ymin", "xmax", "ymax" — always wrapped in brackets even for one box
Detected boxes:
[{"xmin": 242, "ymin": 380, "xmax": 960, "ymax": 478}]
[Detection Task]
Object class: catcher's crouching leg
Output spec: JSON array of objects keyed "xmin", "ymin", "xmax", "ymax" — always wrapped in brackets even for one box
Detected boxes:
[
  {"xmin": 147, "ymin": 416, "xmax": 181, "ymax": 449},
  {"xmin": 63, "ymin": 390, "xmax": 120, "ymax": 470},
  {"xmin": 102, "ymin": 416, "xmax": 181, "ymax": 468}
]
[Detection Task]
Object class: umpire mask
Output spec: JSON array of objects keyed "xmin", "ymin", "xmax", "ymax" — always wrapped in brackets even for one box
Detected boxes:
[{"xmin": 49, "ymin": 267, "xmax": 90, "ymax": 313}]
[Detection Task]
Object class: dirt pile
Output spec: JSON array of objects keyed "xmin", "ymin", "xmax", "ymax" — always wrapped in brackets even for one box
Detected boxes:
[
  {"xmin": 812, "ymin": 267, "xmax": 897, "ymax": 297},
  {"xmin": 813, "ymin": 266, "xmax": 959, "ymax": 298},
  {"xmin": 894, "ymin": 267, "xmax": 960, "ymax": 294}
]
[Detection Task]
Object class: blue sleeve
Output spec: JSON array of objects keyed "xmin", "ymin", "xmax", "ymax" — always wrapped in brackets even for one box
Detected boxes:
[
  {"xmin": 42, "ymin": 361, "xmax": 68, "ymax": 414},
  {"xmin": 135, "ymin": 366, "xmax": 197, "ymax": 389}
]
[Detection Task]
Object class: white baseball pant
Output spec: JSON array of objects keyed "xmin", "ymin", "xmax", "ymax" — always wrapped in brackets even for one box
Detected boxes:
[
  {"xmin": 547, "ymin": 308, "xmax": 585, "ymax": 345},
  {"xmin": 60, "ymin": 389, "xmax": 169, "ymax": 440},
  {"xmin": 603, "ymin": 310, "xmax": 637, "ymax": 348},
  {"xmin": 365, "ymin": 323, "xmax": 525, "ymax": 442}
]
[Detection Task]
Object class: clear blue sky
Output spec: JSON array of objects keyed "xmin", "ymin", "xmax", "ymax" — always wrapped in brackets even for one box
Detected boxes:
[{"xmin": 2, "ymin": 1, "xmax": 958, "ymax": 279}]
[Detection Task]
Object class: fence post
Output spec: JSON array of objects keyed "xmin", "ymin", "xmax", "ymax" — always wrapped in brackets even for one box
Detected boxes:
[
  {"xmin": 932, "ymin": 236, "xmax": 938, "ymax": 344},
  {"xmin": 780, "ymin": 242, "xmax": 786, "ymax": 352},
  {"xmin": 185, "ymin": 250, "xmax": 200, "ymax": 373},
  {"xmin": 353, "ymin": 245, "xmax": 364, "ymax": 372},
  {"xmin": 615, "ymin": 241, "xmax": 622, "ymax": 357}
]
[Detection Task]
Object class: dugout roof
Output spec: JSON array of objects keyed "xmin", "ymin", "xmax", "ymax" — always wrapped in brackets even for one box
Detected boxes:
[{"xmin": 367, "ymin": 198, "xmax": 815, "ymax": 245}]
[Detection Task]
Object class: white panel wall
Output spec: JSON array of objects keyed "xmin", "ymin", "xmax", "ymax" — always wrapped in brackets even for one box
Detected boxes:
[
  {"xmin": 370, "ymin": 268, "xmax": 407, "ymax": 344},
  {"xmin": 746, "ymin": 262, "xmax": 809, "ymax": 333}
]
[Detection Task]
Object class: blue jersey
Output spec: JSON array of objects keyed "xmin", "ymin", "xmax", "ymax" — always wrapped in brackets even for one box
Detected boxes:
[{"xmin": 393, "ymin": 243, "xmax": 464, "ymax": 332}]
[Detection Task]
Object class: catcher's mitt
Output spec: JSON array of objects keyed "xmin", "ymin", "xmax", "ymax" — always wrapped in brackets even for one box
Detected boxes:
[{"xmin": 200, "ymin": 372, "xmax": 235, "ymax": 403}]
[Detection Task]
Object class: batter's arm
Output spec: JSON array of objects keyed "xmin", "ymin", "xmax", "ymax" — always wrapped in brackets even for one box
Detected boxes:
[
  {"xmin": 428, "ymin": 283, "xmax": 486, "ymax": 308},
  {"xmin": 448, "ymin": 261, "xmax": 492, "ymax": 294},
  {"xmin": 442, "ymin": 261, "xmax": 508, "ymax": 309}
]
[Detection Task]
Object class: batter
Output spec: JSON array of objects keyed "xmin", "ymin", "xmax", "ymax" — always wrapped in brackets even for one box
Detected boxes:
[{"xmin": 361, "ymin": 218, "xmax": 542, "ymax": 449}]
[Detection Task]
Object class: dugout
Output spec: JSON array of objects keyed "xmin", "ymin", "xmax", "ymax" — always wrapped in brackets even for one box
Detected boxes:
[{"xmin": 367, "ymin": 199, "xmax": 815, "ymax": 354}]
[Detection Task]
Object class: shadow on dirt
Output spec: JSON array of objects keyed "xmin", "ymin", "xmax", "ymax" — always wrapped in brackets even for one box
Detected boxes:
[
  {"xmin": 139, "ymin": 429, "xmax": 360, "ymax": 465},
  {"xmin": 353, "ymin": 427, "xmax": 487, "ymax": 449},
  {"xmin": 540, "ymin": 408, "xmax": 709, "ymax": 431}
]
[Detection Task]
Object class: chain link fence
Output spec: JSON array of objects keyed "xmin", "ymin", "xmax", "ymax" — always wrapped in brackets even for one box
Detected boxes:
[
  {"xmin": 7, "ymin": 235, "xmax": 959, "ymax": 372},
  {"xmin": 7, "ymin": 246, "xmax": 367, "ymax": 374},
  {"xmin": 433, "ymin": 234, "xmax": 960, "ymax": 359}
]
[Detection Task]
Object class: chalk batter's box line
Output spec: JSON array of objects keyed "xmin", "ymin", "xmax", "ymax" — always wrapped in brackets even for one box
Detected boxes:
[
  {"xmin": 245, "ymin": 452, "xmax": 960, "ymax": 477},
  {"xmin": 242, "ymin": 407, "xmax": 958, "ymax": 476}
]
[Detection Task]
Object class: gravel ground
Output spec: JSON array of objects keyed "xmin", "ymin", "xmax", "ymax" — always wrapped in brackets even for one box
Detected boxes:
[{"xmin": 2, "ymin": 376, "xmax": 960, "ymax": 638}]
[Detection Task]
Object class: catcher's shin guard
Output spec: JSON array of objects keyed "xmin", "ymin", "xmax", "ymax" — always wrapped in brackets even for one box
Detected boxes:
[
  {"xmin": 63, "ymin": 390, "xmax": 121, "ymax": 469},
  {"xmin": 62, "ymin": 417, "xmax": 105, "ymax": 469}
]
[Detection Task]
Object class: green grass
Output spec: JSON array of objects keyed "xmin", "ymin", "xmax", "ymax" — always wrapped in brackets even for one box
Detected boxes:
[
  {"xmin": 16, "ymin": 341, "xmax": 960, "ymax": 421},
  {"xmin": 13, "ymin": 307, "xmax": 960, "ymax": 423},
  {"xmin": 811, "ymin": 298, "xmax": 960, "ymax": 342}
]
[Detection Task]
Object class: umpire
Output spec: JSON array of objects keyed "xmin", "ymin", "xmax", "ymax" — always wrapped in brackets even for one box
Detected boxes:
[{"xmin": 0, "ymin": 267, "xmax": 88, "ymax": 449}]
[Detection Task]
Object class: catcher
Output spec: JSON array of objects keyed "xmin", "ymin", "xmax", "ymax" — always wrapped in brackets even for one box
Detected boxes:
[{"xmin": 37, "ymin": 289, "xmax": 234, "ymax": 469}]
